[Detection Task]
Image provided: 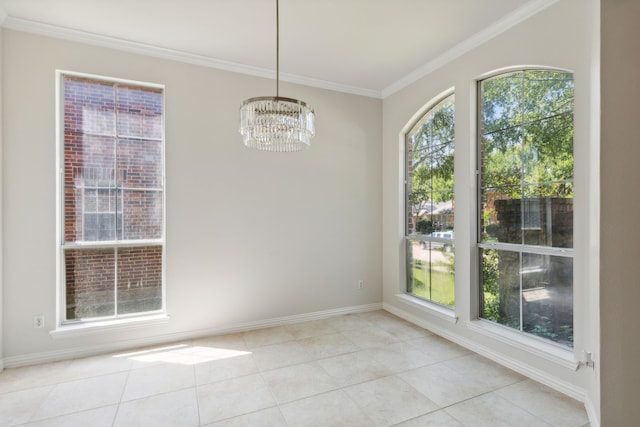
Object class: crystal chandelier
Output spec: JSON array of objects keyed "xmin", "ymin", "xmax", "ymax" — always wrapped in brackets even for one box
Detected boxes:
[{"xmin": 239, "ymin": 0, "xmax": 315, "ymax": 152}]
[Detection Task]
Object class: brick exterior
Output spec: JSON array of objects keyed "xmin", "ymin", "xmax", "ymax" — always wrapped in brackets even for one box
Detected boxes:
[
  {"xmin": 490, "ymin": 198, "xmax": 573, "ymax": 345},
  {"xmin": 62, "ymin": 75, "xmax": 163, "ymax": 321},
  {"xmin": 493, "ymin": 198, "xmax": 573, "ymax": 249}
]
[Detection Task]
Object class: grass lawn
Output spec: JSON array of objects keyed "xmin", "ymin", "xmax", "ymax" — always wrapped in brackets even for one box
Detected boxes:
[{"xmin": 409, "ymin": 265, "xmax": 455, "ymax": 307}]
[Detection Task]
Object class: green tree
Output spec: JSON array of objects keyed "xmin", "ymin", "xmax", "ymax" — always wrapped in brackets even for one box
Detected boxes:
[
  {"xmin": 415, "ymin": 218, "xmax": 433, "ymax": 234},
  {"xmin": 408, "ymin": 95, "xmax": 455, "ymax": 226},
  {"xmin": 481, "ymin": 70, "xmax": 574, "ymax": 198}
]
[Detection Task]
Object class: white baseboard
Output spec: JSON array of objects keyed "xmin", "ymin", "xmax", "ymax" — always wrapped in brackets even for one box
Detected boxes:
[
  {"xmin": 584, "ymin": 395, "xmax": 600, "ymax": 427},
  {"xmin": 383, "ymin": 302, "xmax": 586, "ymax": 402},
  {"xmin": 2, "ymin": 302, "xmax": 383, "ymax": 368}
]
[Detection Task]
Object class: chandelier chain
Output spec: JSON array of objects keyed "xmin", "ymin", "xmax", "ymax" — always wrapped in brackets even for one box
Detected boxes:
[{"xmin": 238, "ymin": 0, "xmax": 315, "ymax": 152}]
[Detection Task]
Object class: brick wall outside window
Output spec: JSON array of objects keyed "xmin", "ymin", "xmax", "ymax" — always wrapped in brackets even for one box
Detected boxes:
[{"xmin": 61, "ymin": 74, "xmax": 164, "ymax": 321}]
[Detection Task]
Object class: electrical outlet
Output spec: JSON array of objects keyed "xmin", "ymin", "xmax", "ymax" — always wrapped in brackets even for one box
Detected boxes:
[
  {"xmin": 358, "ymin": 280, "xmax": 364, "ymax": 290},
  {"xmin": 33, "ymin": 315, "xmax": 44, "ymax": 329}
]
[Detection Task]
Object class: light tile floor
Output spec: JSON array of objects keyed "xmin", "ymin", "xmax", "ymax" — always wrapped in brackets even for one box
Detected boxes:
[{"xmin": 0, "ymin": 310, "xmax": 590, "ymax": 427}]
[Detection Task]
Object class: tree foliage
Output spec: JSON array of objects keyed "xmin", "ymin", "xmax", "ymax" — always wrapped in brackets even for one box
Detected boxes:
[
  {"xmin": 481, "ymin": 70, "xmax": 574, "ymax": 198},
  {"xmin": 407, "ymin": 95, "xmax": 455, "ymax": 222},
  {"xmin": 407, "ymin": 69, "xmax": 574, "ymax": 229}
]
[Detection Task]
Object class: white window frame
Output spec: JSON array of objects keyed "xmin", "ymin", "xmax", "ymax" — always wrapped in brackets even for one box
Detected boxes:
[
  {"xmin": 476, "ymin": 68, "xmax": 575, "ymax": 348},
  {"xmin": 403, "ymin": 91, "xmax": 456, "ymax": 313},
  {"xmin": 55, "ymin": 70, "xmax": 167, "ymax": 329}
]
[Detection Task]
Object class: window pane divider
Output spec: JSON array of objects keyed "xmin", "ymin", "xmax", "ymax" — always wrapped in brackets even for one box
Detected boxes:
[
  {"xmin": 406, "ymin": 235, "xmax": 454, "ymax": 244},
  {"xmin": 64, "ymin": 131, "xmax": 163, "ymax": 142},
  {"xmin": 62, "ymin": 240, "xmax": 163, "ymax": 249},
  {"xmin": 118, "ymin": 187, "xmax": 163, "ymax": 192},
  {"xmin": 64, "ymin": 185, "xmax": 163, "ymax": 192},
  {"xmin": 478, "ymin": 241, "xmax": 573, "ymax": 257},
  {"xmin": 116, "ymin": 134, "xmax": 163, "ymax": 142}
]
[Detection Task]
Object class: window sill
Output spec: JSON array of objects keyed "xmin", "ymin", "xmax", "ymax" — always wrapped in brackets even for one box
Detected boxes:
[
  {"xmin": 50, "ymin": 314, "xmax": 170, "ymax": 338},
  {"xmin": 395, "ymin": 294, "xmax": 458, "ymax": 324},
  {"xmin": 466, "ymin": 319, "xmax": 578, "ymax": 370}
]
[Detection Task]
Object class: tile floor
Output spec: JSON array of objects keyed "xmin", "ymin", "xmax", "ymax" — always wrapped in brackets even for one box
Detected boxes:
[{"xmin": 0, "ymin": 310, "xmax": 590, "ymax": 426}]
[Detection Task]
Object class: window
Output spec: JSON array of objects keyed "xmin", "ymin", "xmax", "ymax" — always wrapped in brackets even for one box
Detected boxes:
[
  {"xmin": 59, "ymin": 73, "xmax": 165, "ymax": 323},
  {"xmin": 478, "ymin": 70, "xmax": 574, "ymax": 346},
  {"xmin": 405, "ymin": 94, "xmax": 455, "ymax": 307}
]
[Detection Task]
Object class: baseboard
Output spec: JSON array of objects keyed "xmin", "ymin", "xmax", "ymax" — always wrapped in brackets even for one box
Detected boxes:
[
  {"xmin": 213, "ymin": 302, "xmax": 384, "ymax": 334},
  {"xmin": 3, "ymin": 302, "xmax": 383, "ymax": 368},
  {"xmin": 584, "ymin": 395, "xmax": 600, "ymax": 427},
  {"xmin": 383, "ymin": 302, "xmax": 586, "ymax": 402}
]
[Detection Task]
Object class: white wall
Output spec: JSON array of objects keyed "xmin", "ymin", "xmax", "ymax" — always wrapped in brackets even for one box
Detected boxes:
[
  {"xmin": 382, "ymin": 0, "xmax": 599, "ymax": 416},
  {"xmin": 600, "ymin": 0, "xmax": 640, "ymax": 425},
  {"xmin": 1, "ymin": 29, "xmax": 382, "ymax": 362}
]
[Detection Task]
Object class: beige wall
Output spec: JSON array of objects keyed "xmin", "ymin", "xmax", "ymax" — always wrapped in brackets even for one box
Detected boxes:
[
  {"xmin": 600, "ymin": 0, "xmax": 640, "ymax": 425},
  {"xmin": 1, "ymin": 29, "xmax": 382, "ymax": 361}
]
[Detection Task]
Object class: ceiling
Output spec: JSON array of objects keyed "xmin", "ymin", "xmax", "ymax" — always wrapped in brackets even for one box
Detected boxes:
[{"xmin": 0, "ymin": 0, "xmax": 554, "ymax": 97}]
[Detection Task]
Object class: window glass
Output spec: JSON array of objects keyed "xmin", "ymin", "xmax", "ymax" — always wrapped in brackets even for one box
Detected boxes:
[
  {"xmin": 480, "ymin": 70, "xmax": 574, "ymax": 248},
  {"xmin": 61, "ymin": 74, "xmax": 164, "ymax": 322},
  {"xmin": 479, "ymin": 70, "xmax": 574, "ymax": 346},
  {"xmin": 405, "ymin": 94, "xmax": 455, "ymax": 307}
]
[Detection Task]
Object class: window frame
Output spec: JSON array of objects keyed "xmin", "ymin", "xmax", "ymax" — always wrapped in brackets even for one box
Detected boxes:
[
  {"xmin": 56, "ymin": 70, "xmax": 167, "ymax": 328},
  {"xmin": 404, "ymin": 91, "xmax": 456, "ymax": 310},
  {"xmin": 476, "ymin": 68, "xmax": 575, "ymax": 347}
]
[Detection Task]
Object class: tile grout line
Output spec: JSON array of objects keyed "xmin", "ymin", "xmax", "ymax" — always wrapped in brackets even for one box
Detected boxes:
[
  {"xmin": 24, "ymin": 383, "xmax": 57, "ymax": 426},
  {"xmin": 256, "ymin": 364, "xmax": 291, "ymax": 427},
  {"xmin": 190, "ymin": 362, "xmax": 201, "ymax": 427},
  {"xmin": 110, "ymin": 364, "xmax": 132, "ymax": 427}
]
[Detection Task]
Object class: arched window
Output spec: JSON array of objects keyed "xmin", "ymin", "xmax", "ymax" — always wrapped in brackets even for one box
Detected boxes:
[
  {"xmin": 478, "ymin": 69, "xmax": 574, "ymax": 346},
  {"xmin": 405, "ymin": 93, "xmax": 455, "ymax": 307}
]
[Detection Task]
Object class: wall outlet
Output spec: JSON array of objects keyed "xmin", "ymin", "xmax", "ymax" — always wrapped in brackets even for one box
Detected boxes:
[
  {"xmin": 358, "ymin": 280, "xmax": 364, "ymax": 290},
  {"xmin": 33, "ymin": 315, "xmax": 44, "ymax": 329}
]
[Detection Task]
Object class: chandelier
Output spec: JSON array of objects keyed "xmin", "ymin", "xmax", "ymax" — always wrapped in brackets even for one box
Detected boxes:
[{"xmin": 239, "ymin": 0, "xmax": 315, "ymax": 152}]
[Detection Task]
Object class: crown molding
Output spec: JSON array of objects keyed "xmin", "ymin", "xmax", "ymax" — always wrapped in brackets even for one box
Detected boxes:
[
  {"xmin": 380, "ymin": 0, "xmax": 561, "ymax": 98},
  {"xmin": 1, "ymin": 0, "xmax": 559, "ymax": 101},
  {"xmin": 1, "ymin": 16, "xmax": 382, "ymax": 99}
]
